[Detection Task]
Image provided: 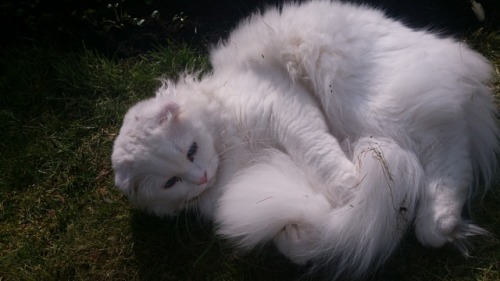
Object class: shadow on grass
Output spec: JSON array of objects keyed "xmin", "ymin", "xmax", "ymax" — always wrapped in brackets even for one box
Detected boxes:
[
  {"xmin": 126, "ymin": 176, "xmax": 500, "ymax": 280},
  {"xmin": 130, "ymin": 210, "xmax": 303, "ymax": 281},
  {"xmin": 129, "ymin": 200, "xmax": 498, "ymax": 281}
]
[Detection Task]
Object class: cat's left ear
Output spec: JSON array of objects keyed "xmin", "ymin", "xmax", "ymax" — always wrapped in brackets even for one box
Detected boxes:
[
  {"xmin": 157, "ymin": 102, "xmax": 180, "ymax": 125},
  {"xmin": 114, "ymin": 160, "xmax": 133, "ymax": 194}
]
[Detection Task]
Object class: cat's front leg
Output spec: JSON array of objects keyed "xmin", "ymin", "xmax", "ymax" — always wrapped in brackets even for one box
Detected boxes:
[
  {"xmin": 272, "ymin": 93, "xmax": 357, "ymax": 205},
  {"xmin": 287, "ymin": 132, "xmax": 356, "ymax": 205}
]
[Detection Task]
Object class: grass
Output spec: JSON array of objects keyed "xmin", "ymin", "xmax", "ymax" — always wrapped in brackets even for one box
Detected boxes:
[{"xmin": 0, "ymin": 31, "xmax": 499, "ymax": 280}]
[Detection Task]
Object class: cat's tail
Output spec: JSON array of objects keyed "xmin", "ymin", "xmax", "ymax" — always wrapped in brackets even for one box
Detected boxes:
[{"xmin": 309, "ymin": 137, "xmax": 424, "ymax": 279}]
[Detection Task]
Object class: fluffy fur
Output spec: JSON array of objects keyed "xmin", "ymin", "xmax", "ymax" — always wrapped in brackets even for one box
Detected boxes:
[{"xmin": 112, "ymin": 1, "xmax": 498, "ymax": 279}]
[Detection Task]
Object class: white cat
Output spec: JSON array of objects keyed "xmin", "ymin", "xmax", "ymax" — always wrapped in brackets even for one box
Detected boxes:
[{"xmin": 112, "ymin": 0, "xmax": 498, "ymax": 279}]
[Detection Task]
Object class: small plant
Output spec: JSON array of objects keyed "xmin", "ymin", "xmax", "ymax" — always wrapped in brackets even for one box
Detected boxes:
[
  {"xmin": 171, "ymin": 12, "xmax": 187, "ymax": 30},
  {"xmin": 82, "ymin": 1, "xmax": 159, "ymax": 31}
]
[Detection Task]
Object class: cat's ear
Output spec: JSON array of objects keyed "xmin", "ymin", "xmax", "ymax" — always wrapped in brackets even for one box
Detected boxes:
[
  {"xmin": 157, "ymin": 102, "xmax": 180, "ymax": 125},
  {"xmin": 114, "ymin": 160, "xmax": 133, "ymax": 194}
]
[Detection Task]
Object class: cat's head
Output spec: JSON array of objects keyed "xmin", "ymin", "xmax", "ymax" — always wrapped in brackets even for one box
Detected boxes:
[{"xmin": 111, "ymin": 78, "xmax": 219, "ymax": 216}]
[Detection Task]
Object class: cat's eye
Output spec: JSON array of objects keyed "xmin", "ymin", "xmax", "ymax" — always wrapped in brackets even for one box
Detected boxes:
[
  {"xmin": 164, "ymin": 176, "xmax": 181, "ymax": 189},
  {"xmin": 187, "ymin": 142, "xmax": 198, "ymax": 162}
]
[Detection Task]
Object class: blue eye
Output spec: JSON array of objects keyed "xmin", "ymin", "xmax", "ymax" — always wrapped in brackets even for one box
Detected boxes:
[
  {"xmin": 187, "ymin": 142, "xmax": 198, "ymax": 162},
  {"xmin": 164, "ymin": 177, "xmax": 181, "ymax": 188}
]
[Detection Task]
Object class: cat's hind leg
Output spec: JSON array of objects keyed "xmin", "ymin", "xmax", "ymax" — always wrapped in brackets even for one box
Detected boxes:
[
  {"xmin": 273, "ymin": 221, "xmax": 320, "ymax": 264},
  {"xmin": 415, "ymin": 125, "xmax": 487, "ymax": 251}
]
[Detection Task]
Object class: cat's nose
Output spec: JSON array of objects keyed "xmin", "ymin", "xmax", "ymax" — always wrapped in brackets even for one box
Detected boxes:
[{"xmin": 197, "ymin": 172, "xmax": 208, "ymax": 185}]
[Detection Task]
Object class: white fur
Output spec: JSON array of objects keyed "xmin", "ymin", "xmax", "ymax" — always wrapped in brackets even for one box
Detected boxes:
[
  {"xmin": 212, "ymin": 0, "xmax": 498, "ymax": 254},
  {"xmin": 112, "ymin": 1, "xmax": 498, "ymax": 279},
  {"xmin": 216, "ymin": 150, "xmax": 331, "ymax": 254}
]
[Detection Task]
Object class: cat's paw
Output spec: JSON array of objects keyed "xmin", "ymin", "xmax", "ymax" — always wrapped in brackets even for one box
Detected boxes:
[
  {"xmin": 415, "ymin": 215, "xmax": 488, "ymax": 251},
  {"xmin": 323, "ymin": 166, "xmax": 357, "ymax": 206},
  {"xmin": 273, "ymin": 223, "xmax": 318, "ymax": 264},
  {"xmin": 415, "ymin": 214, "xmax": 459, "ymax": 247}
]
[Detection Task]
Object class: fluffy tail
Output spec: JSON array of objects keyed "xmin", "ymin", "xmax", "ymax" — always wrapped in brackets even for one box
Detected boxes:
[
  {"xmin": 309, "ymin": 137, "xmax": 424, "ymax": 279},
  {"xmin": 215, "ymin": 139, "xmax": 424, "ymax": 279}
]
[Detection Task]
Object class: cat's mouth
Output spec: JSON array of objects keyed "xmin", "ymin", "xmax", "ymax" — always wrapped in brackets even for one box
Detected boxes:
[
  {"xmin": 186, "ymin": 185, "xmax": 210, "ymax": 204},
  {"xmin": 184, "ymin": 174, "xmax": 216, "ymax": 207},
  {"xmin": 207, "ymin": 174, "xmax": 217, "ymax": 187}
]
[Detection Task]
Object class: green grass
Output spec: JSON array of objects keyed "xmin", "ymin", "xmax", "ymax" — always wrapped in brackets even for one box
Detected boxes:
[{"xmin": 0, "ymin": 32, "xmax": 499, "ymax": 280}]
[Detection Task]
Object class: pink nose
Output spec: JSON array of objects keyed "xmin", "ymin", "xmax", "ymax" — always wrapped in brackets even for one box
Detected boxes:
[{"xmin": 197, "ymin": 172, "xmax": 208, "ymax": 185}]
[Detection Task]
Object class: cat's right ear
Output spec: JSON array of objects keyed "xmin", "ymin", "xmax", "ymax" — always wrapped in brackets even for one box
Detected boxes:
[{"xmin": 157, "ymin": 102, "xmax": 180, "ymax": 125}]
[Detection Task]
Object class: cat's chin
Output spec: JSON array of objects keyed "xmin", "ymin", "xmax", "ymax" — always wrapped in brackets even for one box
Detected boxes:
[{"xmin": 183, "ymin": 190, "xmax": 207, "ymax": 208}]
